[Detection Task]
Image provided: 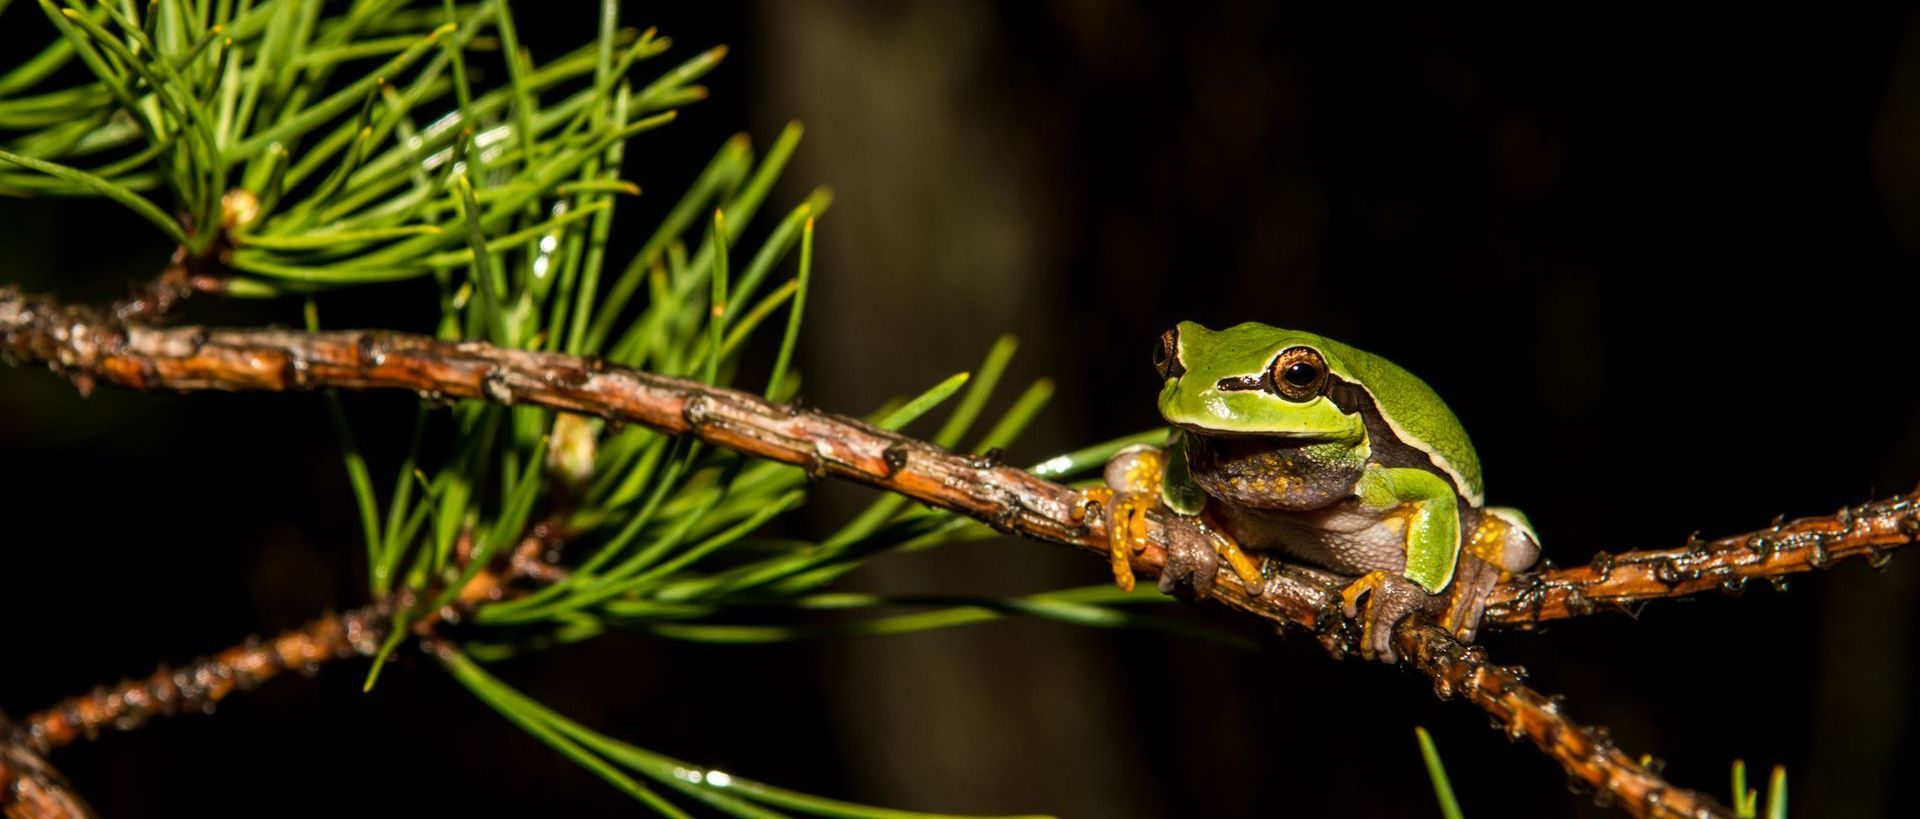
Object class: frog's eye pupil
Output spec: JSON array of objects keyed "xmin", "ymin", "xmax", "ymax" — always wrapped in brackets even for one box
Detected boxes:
[{"xmin": 1268, "ymin": 346, "xmax": 1326, "ymax": 401}]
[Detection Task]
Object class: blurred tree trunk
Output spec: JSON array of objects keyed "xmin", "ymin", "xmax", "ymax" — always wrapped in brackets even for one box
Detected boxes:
[{"xmin": 752, "ymin": 2, "xmax": 1142, "ymax": 814}]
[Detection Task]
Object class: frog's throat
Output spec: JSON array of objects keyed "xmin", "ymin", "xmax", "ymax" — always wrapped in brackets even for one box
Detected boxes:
[{"xmin": 1181, "ymin": 430, "xmax": 1366, "ymax": 512}]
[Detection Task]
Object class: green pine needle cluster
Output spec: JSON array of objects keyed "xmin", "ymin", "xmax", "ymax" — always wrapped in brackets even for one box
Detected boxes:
[
  {"xmin": 0, "ymin": 2, "xmax": 1204, "ymax": 814},
  {"xmin": 1730, "ymin": 759, "xmax": 1787, "ymax": 819}
]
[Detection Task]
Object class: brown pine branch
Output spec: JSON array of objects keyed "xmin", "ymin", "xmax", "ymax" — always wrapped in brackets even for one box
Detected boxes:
[
  {"xmin": 0, "ymin": 284, "xmax": 1360, "ymax": 636},
  {"xmin": 0, "ymin": 711, "xmax": 95, "ymax": 819},
  {"xmin": 1485, "ymin": 492, "xmax": 1920, "ymax": 627},
  {"xmin": 8, "ymin": 285, "xmax": 1913, "ymax": 628},
  {"xmin": 13, "ymin": 602, "xmax": 394, "ymax": 754},
  {"xmin": 18, "ymin": 285, "xmax": 1898, "ymax": 816},
  {"xmin": 10, "ymin": 524, "xmax": 565, "ymax": 755},
  {"xmin": 1397, "ymin": 623, "xmax": 1729, "ymax": 819}
]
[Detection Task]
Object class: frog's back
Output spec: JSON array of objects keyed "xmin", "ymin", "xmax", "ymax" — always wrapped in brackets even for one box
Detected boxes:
[{"xmin": 1311, "ymin": 334, "xmax": 1484, "ymax": 505}]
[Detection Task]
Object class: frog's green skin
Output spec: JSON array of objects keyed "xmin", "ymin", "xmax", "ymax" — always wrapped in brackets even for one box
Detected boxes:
[{"xmin": 1152, "ymin": 321, "xmax": 1538, "ymax": 601}]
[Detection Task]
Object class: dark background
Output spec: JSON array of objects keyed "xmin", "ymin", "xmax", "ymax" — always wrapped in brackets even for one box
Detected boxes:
[{"xmin": 6, "ymin": 1, "xmax": 1920, "ymax": 816}]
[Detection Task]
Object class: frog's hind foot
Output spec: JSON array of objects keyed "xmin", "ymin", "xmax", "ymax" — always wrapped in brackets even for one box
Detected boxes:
[
  {"xmin": 1440, "ymin": 553, "xmax": 1501, "ymax": 644},
  {"xmin": 1446, "ymin": 507, "xmax": 1541, "ymax": 642}
]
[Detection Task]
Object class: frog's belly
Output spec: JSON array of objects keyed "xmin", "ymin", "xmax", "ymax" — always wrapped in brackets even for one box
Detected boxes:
[{"xmin": 1211, "ymin": 500, "xmax": 1408, "ymax": 577}]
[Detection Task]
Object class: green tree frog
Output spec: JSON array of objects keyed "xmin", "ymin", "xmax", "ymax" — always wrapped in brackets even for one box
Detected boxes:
[{"xmin": 1091, "ymin": 321, "xmax": 1540, "ymax": 661}]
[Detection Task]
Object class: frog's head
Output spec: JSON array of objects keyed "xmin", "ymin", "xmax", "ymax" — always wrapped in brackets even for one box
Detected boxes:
[{"xmin": 1153, "ymin": 321, "xmax": 1365, "ymax": 443}]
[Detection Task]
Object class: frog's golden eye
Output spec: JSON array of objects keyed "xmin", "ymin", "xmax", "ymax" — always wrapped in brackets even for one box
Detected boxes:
[
  {"xmin": 1153, "ymin": 329, "xmax": 1185, "ymax": 380},
  {"xmin": 1269, "ymin": 346, "xmax": 1327, "ymax": 401}
]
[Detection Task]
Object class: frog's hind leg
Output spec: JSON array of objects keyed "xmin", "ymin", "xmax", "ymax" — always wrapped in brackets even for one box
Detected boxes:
[
  {"xmin": 1473, "ymin": 506, "xmax": 1541, "ymax": 574},
  {"xmin": 1353, "ymin": 465, "xmax": 1462, "ymax": 594},
  {"xmin": 1442, "ymin": 507, "xmax": 1544, "ymax": 641},
  {"xmin": 1348, "ymin": 465, "xmax": 1462, "ymax": 660}
]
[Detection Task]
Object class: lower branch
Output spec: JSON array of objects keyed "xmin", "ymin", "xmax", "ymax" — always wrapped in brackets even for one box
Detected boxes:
[
  {"xmin": 13, "ymin": 603, "xmax": 393, "ymax": 754},
  {"xmin": 0, "ymin": 712, "xmax": 94, "ymax": 819},
  {"xmin": 10, "ymin": 526, "xmax": 564, "ymax": 755},
  {"xmin": 1397, "ymin": 622, "xmax": 1729, "ymax": 819}
]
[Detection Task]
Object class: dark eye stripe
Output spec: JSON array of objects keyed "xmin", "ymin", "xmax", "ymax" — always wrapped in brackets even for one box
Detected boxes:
[
  {"xmin": 1215, "ymin": 375, "xmax": 1265, "ymax": 391},
  {"xmin": 1154, "ymin": 329, "xmax": 1186, "ymax": 380}
]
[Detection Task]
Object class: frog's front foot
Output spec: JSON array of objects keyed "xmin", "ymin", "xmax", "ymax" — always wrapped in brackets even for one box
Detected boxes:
[
  {"xmin": 1102, "ymin": 488, "xmax": 1155, "ymax": 593},
  {"xmin": 1151, "ymin": 512, "xmax": 1266, "ymax": 597},
  {"xmin": 1087, "ymin": 443, "xmax": 1265, "ymax": 596},
  {"xmin": 1158, "ymin": 517, "xmax": 1221, "ymax": 596},
  {"xmin": 1082, "ymin": 445, "xmax": 1169, "ymax": 593},
  {"xmin": 1339, "ymin": 570, "xmax": 1431, "ymax": 663}
]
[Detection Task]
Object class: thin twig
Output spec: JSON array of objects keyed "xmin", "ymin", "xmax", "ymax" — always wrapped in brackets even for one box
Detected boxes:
[
  {"xmin": 0, "ymin": 711, "xmax": 95, "ymax": 819},
  {"xmin": 109, "ymin": 256, "xmax": 227, "ymax": 326},
  {"xmin": 10, "ymin": 526, "xmax": 562, "ymax": 755}
]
